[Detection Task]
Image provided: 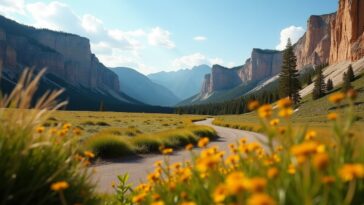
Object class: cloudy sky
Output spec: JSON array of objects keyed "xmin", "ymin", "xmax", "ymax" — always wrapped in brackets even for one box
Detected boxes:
[{"xmin": 0, "ymin": 0, "xmax": 337, "ymax": 74}]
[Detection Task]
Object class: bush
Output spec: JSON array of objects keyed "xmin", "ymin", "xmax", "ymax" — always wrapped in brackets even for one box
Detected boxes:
[
  {"xmin": 85, "ymin": 134, "xmax": 134, "ymax": 158},
  {"xmin": 130, "ymin": 136, "xmax": 161, "ymax": 153},
  {"xmin": 0, "ymin": 70, "xmax": 98, "ymax": 205}
]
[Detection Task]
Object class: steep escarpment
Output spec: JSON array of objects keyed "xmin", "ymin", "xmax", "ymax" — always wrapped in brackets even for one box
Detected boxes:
[
  {"xmin": 330, "ymin": 0, "xmax": 364, "ymax": 63},
  {"xmin": 0, "ymin": 15, "xmax": 119, "ymax": 93},
  {"xmin": 294, "ymin": 13, "xmax": 336, "ymax": 68},
  {"xmin": 199, "ymin": 49, "xmax": 282, "ymax": 98}
]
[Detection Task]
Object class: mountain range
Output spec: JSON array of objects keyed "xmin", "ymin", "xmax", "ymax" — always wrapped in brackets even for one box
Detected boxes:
[
  {"xmin": 148, "ymin": 64, "xmax": 211, "ymax": 100},
  {"xmin": 181, "ymin": 0, "xmax": 364, "ymax": 105},
  {"xmin": 112, "ymin": 67, "xmax": 180, "ymax": 106}
]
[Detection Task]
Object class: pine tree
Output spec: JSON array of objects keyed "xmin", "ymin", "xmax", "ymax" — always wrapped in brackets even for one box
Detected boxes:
[
  {"xmin": 347, "ymin": 64, "xmax": 355, "ymax": 82},
  {"xmin": 342, "ymin": 72, "xmax": 352, "ymax": 92},
  {"xmin": 279, "ymin": 38, "xmax": 301, "ymax": 104},
  {"xmin": 326, "ymin": 78, "xmax": 333, "ymax": 91},
  {"xmin": 307, "ymin": 74, "xmax": 313, "ymax": 85},
  {"xmin": 312, "ymin": 65, "xmax": 326, "ymax": 99}
]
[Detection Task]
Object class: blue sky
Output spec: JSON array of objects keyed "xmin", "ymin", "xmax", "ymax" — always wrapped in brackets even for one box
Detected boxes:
[{"xmin": 0, "ymin": 0, "xmax": 338, "ymax": 74}]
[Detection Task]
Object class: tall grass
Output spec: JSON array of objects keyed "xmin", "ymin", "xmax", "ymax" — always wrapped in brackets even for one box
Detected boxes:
[
  {"xmin": 0, "ymin": 69, "xmax": 98, "ymax": 204},
  {"xmin": 85, "ymin": 125, "xmax": 217, "ymax": 158}
]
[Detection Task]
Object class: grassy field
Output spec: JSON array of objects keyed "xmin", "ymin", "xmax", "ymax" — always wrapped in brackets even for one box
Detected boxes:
[
  {"xmin": 48, "ymin": 111, "xmax": 205, "ymax": 138},
  {"xmin": 42, "ymin": 111, "xmax": 216, "ymax": 158},
  {"xmin": 213, "ymin": 71, "xmax": 364, "ymax": 137}
]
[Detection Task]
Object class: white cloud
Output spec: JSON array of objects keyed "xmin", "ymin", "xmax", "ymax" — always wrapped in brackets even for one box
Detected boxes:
[
  {"xmin": 171, "ymin": 53, "xmax": 226, "ymax": 69},
  {"xmin": 193, "ymin": 36, "xmax": 207, "ymax": 42},
  {"xmin": 148, "ymin": 27, "xmax": 175, "ymax": 49},
  {"xmin": 26, "ymin": 2, "xmax": 83, "ymax": 33},
  {"xmin": 0, "ymin": 0, "xmax": 25, "ymax": 16},
  {"xmin": 276, "ymin": 25, "xmax": 305, "ymax": 50},
  {"xmin": 81, "ymin": 14, "xmax": 104, "ymax": 34}
]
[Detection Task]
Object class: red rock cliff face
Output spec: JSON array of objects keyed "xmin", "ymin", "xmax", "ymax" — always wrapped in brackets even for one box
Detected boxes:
[
  {"xmin": 294, "ymin": 13, "xmax": 336, "ymax": 68},
  {"xmin": 0, "ymin": 16, "xmax": 120, "ymax": 93},
  {"xmin": 330, "ymin": 0, "xmax": 364, "ymax": 63},
  {"xmin": 200, "ymin": 49, "xmax": 282, "ymax": 96}
]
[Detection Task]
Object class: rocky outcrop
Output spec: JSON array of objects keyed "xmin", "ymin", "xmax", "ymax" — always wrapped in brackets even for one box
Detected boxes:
[
  {"xmin": 0, "ymin": 15, "xmax": 120, "ymax": 93},
  {"xmin": 200, "ymin": 49, "xmax": 282, "ymax": 96},
  {"xmin": 329, "ymin": 0, "xmax": 364, "ymax": 63},
  {"xmin": 197, "ymin": 0, "xmax": 364, "ymax": 102},
  {"xmin": 294, "ymin": 13, "xmax": 336, "ymax": 68}
]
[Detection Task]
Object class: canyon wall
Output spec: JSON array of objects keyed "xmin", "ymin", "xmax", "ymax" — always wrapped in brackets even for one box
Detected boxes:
[
  {"xmin": 329, "ymin": 0, "xmax": 364, "ymax": 64},
  {"xmin": 198, "ymin": 0, "xmax": 364, "ymax": 100},
  {"xmin": 0, "ymin": 16, "xmax": 120, "ymax": 93},
  {"xmin": 201, "ymin": 49, "xmax": 282, "ymax": 96}
]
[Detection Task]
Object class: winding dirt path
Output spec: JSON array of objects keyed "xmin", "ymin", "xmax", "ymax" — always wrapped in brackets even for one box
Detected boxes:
[{"xmin": 91, "ymin": 118, "xmax": 266, "ymax": 193}]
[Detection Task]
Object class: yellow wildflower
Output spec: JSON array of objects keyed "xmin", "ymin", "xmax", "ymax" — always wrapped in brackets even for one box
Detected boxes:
[
  {"xmin": 313, "ymin": 153, "xmax": 329, "ymax": 170},
  {"xmin": 291, "ymin": 141, "xmax": 318, "ymax": 156},
  {"xmin": 267, "ymin": 167, "xmax": 279, "ymax": 179},
  {"xmin": 339, "ymin": 164, "xmax": 364, "ymax": 181},
  {"xmin": 277, "ymin": 97, "xmax": 292, "ymax": 109},
  {"xmin": 247, "ymin": 193, "xmax": 276, "ymax": 205},
  {"xmin": 328, "ymin": 92, "xmax": 345, "ymax": 104},
  {"xmin": 132, "ymin": 193, "xmax": 146, "ymax": 203},
  {"xmin": 248, "ymin": 177, "xmax": 267, "ymax": 193},
  {"xmin": 151, "ymin": 201, "xmax": 164, "ymax": 205},
  {"xmin": 84, "ymin": 151, "xmax": 95, "ymax": 159},
  {"xmin": 154, "ymin": 160, "xmax": 162, "ymax": 167},
  {"xmin": 185, "ymin": 143, "xmax": 194, "ymax": 151},
  {"xmin": 305, "ymin": 130, "xmax": 317, "ymax": 141},
  {"xmin": 50, "ymin": 181, "xmax": 69, "ymax": 191},
  {"xmin": 248, "ymin": 100, "xmax": 260, "ymax": 111},
  {"xmin": 258, "ymin": 104, "xmax": 272, "ymax": 118},
  {"xmin": 198, "ymin": 137, "xmax": 209, "ymax": 148},
  {"xmin": 270, "ymin": 118, "xmax": 280, "ymax": 126},
  {"xmin": 327, "ymin": 112, "xmax": 338, "ymax": 121},
  {"xmin": 321, "ymin": 176, "xmax": 335, "ymax": 184},
  {"xmin": 278, "ymin": 108, "xmax": 293, "ymax": 118},
  {"xmin": 225, "ymin": 171, "xmax": 248, "ymax": 194},
  {"xmin": 62, "ymin": 123, "xmax": 72, "ymax": 129},
  {"xmin": 213, "ymin": 184, "xmax": 229, "ymax": 203},
  {"xmin": 36, "ymin": 126, "xmax": 45, "ymax": 133},
  {"xmin": 148, "ymin": 172, "xmax": 160, "ymax": 183},
  {"xmin": 180, "ymin": 202, "xmax": 196, "ymax": 205},
  {"xmin": 162, "ymin": 148, "xmax": 173, "ymax": 155}
]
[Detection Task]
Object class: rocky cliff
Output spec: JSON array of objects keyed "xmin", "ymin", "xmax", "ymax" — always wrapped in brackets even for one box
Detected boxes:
[
  {"xmin": 330, "ymin": 0, "xmax": 364, "ymax": 63},
  {"xmin": 197, "ymin": 0, "xmax": 364, "ymax": 102},
  {"xmin": 294, "ymin": 13, "xmax": 336, "ymax": 68},
  {"xmin": 200, "ymin": 49, "xmax": 282, "ymax": 96},
  {"xmin": 0, "ymin": 15, "xmax": 120, "ymax": 93}
]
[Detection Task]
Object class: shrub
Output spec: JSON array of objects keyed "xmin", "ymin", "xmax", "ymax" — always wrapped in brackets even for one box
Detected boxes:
[
  {"xmin": 130, "ymin": 136, "xmax": 161, "ymax": 153},
  {"xmin": 0, "ymin": 70, "xmax": 98, "ymax": 205},
  {"xmin": 85, "ymin": 134, "xmax": 134, "ymax": 158},
  {"xmin": 96, "ymin": 121, "xmax": 110, "ymax": 126}
]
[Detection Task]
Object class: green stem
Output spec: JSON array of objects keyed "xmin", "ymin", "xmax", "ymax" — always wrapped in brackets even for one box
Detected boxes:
[{"xmin": 344, "ymin": 180, "xmax": 356, "ymax": 205}]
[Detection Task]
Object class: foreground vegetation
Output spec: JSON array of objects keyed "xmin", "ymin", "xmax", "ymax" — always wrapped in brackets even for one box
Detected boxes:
[
  {"xmin": 116, "ymin": 93, "xmax": 364, "ymax": 205},
  {"xmin": 0, "ymin": 70, "xmax": 99, "ymax": 205}
]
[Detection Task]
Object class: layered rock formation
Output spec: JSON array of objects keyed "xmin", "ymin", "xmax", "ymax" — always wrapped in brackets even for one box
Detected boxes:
[
  {"xmin": 200, "ymin": 49, "xmax": 282, "ymax": 96},
  {"xmin": 0, "ymin": 16, "xmax": 119, "ymax": 93},
  {"xmin": 294, "ymin": 13, "xmax": 336, "ymax": 68},
  {"xmin": 330, "ymin": 0, "xmax": 364, "ymax": 63}
]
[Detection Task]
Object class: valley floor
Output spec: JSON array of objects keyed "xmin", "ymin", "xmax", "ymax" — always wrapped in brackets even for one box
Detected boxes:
[{"xmin": 91, "ymin": 118, "xmax": 266, "ymax": 193}]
